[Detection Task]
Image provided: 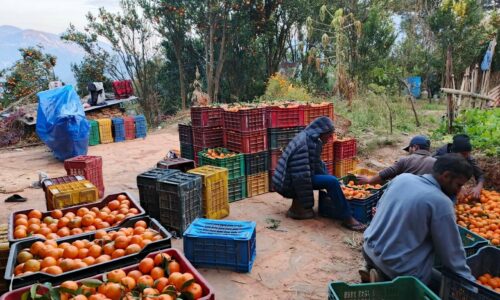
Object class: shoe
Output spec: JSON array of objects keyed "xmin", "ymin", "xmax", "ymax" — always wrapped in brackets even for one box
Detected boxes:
[
  {"xmin": 369, "ymin": 268, "xmax": 381, "ymax": 283},
  {"xmin": 286, "ymin": 198, "xmax": 314, "ymax": 220},
  {"xmin": 5, "ymin": 194, "xmax": 27, "ymax": 202}
]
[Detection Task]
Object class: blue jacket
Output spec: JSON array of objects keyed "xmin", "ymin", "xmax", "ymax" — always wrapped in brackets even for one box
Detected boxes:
[
  {"xmin": 363, "ymin": 174, "xmax": 474, "ymax": 284},
  {"xmin": 272, "ymin": 117, "xmax": 333, "ymax": 207}
]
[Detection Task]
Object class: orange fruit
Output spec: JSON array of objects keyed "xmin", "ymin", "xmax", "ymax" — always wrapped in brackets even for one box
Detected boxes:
[
  {"xmin": 129, "ymin": 208, "xmax": 139, "ymax": 215},
  {"xmin": 64, "ymin": 212, "xmax": 75, "ymax": 219},
  {"xmin": 133, "ymin": 227, "xmax": 145, "ymax": 236},
  {"xmin": 72, "ymin": 295, "xmax": 88, "ymax": 300},
  {"xmin": 51, "ymin": 209, "xmax": 63, "ymax": 219},
  {"xmin": 121, "ymin": 200, "xmax": 131, "ymax": 206},
  {"xmin": 14, "ymin": 263, "xmax": 24, "ymax": 275},
  {"xmin": 143, "ymin": 288, "xmax": 159, "ymax": 296},
  {"xmin": 58, "ymin": 217, "xmax": 70, "ymax": 228},
  {"xmin": 179, "ymin": 273, "xmax": 195, "ymax": 290},
  {"xmin": 46, "ymin": 233, "xmax": 59, "ymax": 240},
  {"xmin": 115, "ymin": 214, "xmax": 126, "ymax": 222},
  {"xmin": 168, "ymin": 272, "xmax": 183, "ymax": 291},
  {"xmin": 121, "ymin": 276, "xmax": 136, "ymax": 291},
  {"xmin": 168, "ymin": 260, "xmax": 181, "ymax": 274},
  {"xmin": 111, "ymin": 249, "xmax": 126, "ymax": 259},
  {"xmin": 48, "ymin": 223, "xmax": 59, "ymax": 233},
  {"xmin": 108, "ymin": 200, "xmax": 120, "ymax": 211},
  {"xmin": 28, "ymin": 209, "xmax": 42, "ymax": 219},
  {"xmin": 72, "ymin": 240, "xmax": 85, "ymax": 249},
  {"xmin": 15, "ymin": 213, "xmax": 28, "ymax": 220},
  {"xmin": 150, "ymin": 267, "xmax": 165, "ymax": 280},
  {"xmin": 78, "ymin": 248, "xmax": 89, "ymax": 259},
  {"xmin": 157, "ymin": 295, "xmax": 174, "ymax": 300},
  {"xmin": 77, "ymin": 207, "xmax": 89, "ymax": 217},
  {"xmin": 103, "ymin": 243, "xmax": 115, "ymax": 255},
  {"xmin": 117, "ymin": 195, "xmax": 127, "ymax": 201},
  {"xmin": 30, "ymin": 241, "xmax": 45, "ymax": 256},
  {"xmin": 135, "ymin": 220, "xmax": 147, "ymax": 229},
  {"xmin": 23, "ymin": 259, "xmax": 41, "ymax": 272},
  {"xmin": 95, "ymin": 254, "xmax": 111, "ymax": 264},
  {"xmin": 114, "ymin": 236, "xmax": 129, "ymax": 249},
  {"xmin": 57, "ymin": 227, "xmax": 70, "ymax": 237},
  {"xmin": 28, "ymin": 218, "xmax": 41, "ymax": 225},
  {"xmin": 141, "ymin": 239, "xmax": 153, "ymax": 248},
  {"xmin": 63, "ymin": 245, "xmax": 79, "ymax": 259},
  {"xmin": 137, "ymin": 275, "xmax": 154, "ymax": 287},
  {"xmin": 130, "ymin": 235, "xmax": 143, "ymax": 245},
  {"xmin": 61, "ymin": 280, "xmax": 79, "ymax": 292},
  {"xmin": 14, "ymin": 228, "xmax": 27, "ymax": 239},
  {"xmin": 41, "ymin": 256, "xmax": 57, "ymax": 268},
  {"xmin": 107, "ymin": 269, "xmax": 127, "ymax": 283},
  {"xmin": 60, "ymin": 258, "xmax": 75, "ymax": 272},
  {"xmin": 155, "ymin": 277, "xmax": 170, "ymax": 292},
  {"xmin": 45, "ymin": 265, "xmax": 63, "ymax": 275},
  {"xmin": 94, "ymin": 229, "xmax": 107, "ymax": 239},
  {"xmin": 183, "ymin": 282, "xmax": 203, "ymax": 299},
  {"xmin": 139, "ymin": 258, "xmax": 155, "ymax": 274},
  {"xmin": 125, "ymin": 244, "xmax": 141, "ymax": 255},
  {"xmin": 15, "ymin": 218, "xmax": 28, "ymax": 227},
  {"xmin": 82, "ymin": 214, "xmax": 95, "ymax": 227},
  {"xmin": 127, "ymin": 270, "xmax": 143, "ymax": 282},
  {"xmin": 82, "ymin": 256, "xmax": 96, "ymax": 266},
  {"xmin": 154, "ymin": 253, "xmax": 171, "ymax": 266},
  {"xmin": 88, "ymin": 244, "xmax": 102, "ymax": 258},
  {"xmin": 73, "ymin": 261, "xmax": 88, "ymax": 270},
  {"xmin": 17, "ymin": 251, "xmax": 33, "ymax": 263},
  {"xmin": 142, "ymin": 231, "xmax": 155, "ymax": 240}
]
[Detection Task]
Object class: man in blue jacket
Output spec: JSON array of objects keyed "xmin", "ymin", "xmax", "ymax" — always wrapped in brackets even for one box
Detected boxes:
[
  {"xmin": 362, "ymin": 154, "xmax": 475, "ymax": 286},
  {"xmin": 272, "ymin": 116, "xmax": 366, "ymax": 231}
]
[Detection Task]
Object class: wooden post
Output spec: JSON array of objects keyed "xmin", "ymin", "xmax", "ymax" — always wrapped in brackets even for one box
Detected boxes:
[{"xmin": 445, "ymin": 46, "xmax": 454, "ymax": 134}]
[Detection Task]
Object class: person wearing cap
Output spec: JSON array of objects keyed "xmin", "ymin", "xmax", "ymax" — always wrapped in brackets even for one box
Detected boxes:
[
  {"xmin": 434, "ymin": 134, "xmax": 485, "ymax": 199},
  {"xmin": 357, "ymin": 135, "xmax": 436, "ymax": 185}
]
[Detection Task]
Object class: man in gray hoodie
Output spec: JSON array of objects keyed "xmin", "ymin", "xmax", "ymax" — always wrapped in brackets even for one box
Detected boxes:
[{"xmin": 362, "ymin": 154, "xmax": 475, "ymax": 286}]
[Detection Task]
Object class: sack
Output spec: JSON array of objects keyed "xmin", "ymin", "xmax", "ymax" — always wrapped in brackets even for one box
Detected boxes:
[
  {"xmin": 36, "ymin": 85, "xmax": 90, "ymax": 161},
  {"xmin": 87, "ymin": 82, "xmax": 105, "ymax": 106}
]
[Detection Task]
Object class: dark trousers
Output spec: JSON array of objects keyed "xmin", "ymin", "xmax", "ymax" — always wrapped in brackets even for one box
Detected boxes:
[{"xmin": 312, "ymin": 175, "xmax": 352, "ymax": 220}]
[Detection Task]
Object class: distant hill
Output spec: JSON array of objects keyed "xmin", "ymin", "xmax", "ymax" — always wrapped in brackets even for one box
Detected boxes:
[{"xmin": 0, "ymin": 25, "xmax": 86, "ymax": 85}]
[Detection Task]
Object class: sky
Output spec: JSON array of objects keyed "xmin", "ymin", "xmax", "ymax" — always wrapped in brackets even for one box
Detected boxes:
[{"xmin": 0, "ymin": 0, "xmax": 121, "ymax": 34}]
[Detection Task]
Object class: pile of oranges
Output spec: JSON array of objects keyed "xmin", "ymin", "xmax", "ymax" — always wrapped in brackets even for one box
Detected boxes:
[
  {"xmin": 14, "ymin": 220, "xmax": 164, "ymax": 277},
  {"xmin": 204, "ymin": 148, "xmax": 237, "ymax": 159},
  {"xmin": 456, "ymin": 189, "xmax": 500, "ymax": 246},
  {"xmin": 13, "ymin": 195, "xmax": 140, "ymax": 240},
  {"xmin": 346, "ymin": 181, "xmax": 382, "ymax": 190},
  {"xmin": 27, "ymin": 253, "xmax": 203, "ymax": 300},
  {"xmin": 476, "ymin": 273, "xmax": 500, "ymax": 293},
  {"xmin": 341, "ymin": 186, "xmax": 371, "ymax": 200}
]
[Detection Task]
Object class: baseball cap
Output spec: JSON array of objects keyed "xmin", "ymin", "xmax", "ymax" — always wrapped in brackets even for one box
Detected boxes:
[
  {"xmin": 451, "ymin": 134, "xmax": 472, "ymax": 153},
  {"xmin": 403, "ymin": 135, "xmax": 431, "ymax": 152}
]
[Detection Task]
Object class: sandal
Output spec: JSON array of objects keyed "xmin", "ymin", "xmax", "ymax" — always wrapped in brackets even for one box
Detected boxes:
[
  {"xmin": 5, "ymin": 194, "xmax": 27, "ymax": 202},
  {"xmin": 342, "ymin": 222, "xmax": 367, "ymax": 232}
]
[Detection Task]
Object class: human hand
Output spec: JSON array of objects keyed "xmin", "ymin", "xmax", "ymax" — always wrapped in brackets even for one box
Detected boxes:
[
  {"xmin": 357, "ymin": 175, "xmax": 370, "ymax": 184},
  {"xmin": 471, "ymin": 186, "xmax": 482, "ymax": 200}
]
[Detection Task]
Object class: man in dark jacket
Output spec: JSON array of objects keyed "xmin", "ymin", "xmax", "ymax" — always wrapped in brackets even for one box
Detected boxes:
[
  {"xmin": 272, "ymin": 116, "xmax": 366, "ymax": 231},
  {"xmin": 434, "ymin": 134, "xmax": 485, "ymax": 199}
]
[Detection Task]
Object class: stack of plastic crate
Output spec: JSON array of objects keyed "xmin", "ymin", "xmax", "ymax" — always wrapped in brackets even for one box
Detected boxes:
[
  {"xmin": 134, "ymin": 115, "xmax": 147, "ymax": 139},
  {"xmin": 188, "ymin": 165, "xmax": 229, "ymax": 219},
  {"xmin": 123, "ymin": 116, "xmax": 136, "ymax": 140},
  {"xmin": 333, "ymin": 138, "xmax": 357, "ymax": 177},
  {"xmin": 190, "ymin": 107, "xmax": 224, "ymax": 164},
  {"xmin": 64, "ymin": 155, "xmax": 105, "ymax": 198},
  {"xmin": 88, "ymin": 120, "xmax": 100, "ymax": 146},
  {"xmin": 111, "ymin": 117, "xmax": 125, "ymax": 142},
  {"xmin": 96, "ymin": 119, "xmax": 114, "ymax": 144},
  {"xmin": 178, "ymin": 123, "xmax": 194, "ymax": 160},
  {"xmin": 136, "ymin": 168, "xmax": 180, "ymax": 220}
]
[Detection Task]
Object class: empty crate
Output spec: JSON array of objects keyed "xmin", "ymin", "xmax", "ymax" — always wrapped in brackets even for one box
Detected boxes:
[
  {"xmin": 228, "ymin": 177, "xmax": 246, "ymax": 202},
  {"xmin": 88, "ymin": 120, "xmax": 100, "ymax": 146},
  {"xmin": 183, "ymin": 218, "xmax": 257, "ymax": 272},
  {"xmin": 97, "ymin": 119, "xmax": 113, "ymax": 144},
  {"xmin": 244, "ymin": 151, "xmax": 269, "ymax": 175},
  {"xmin": 137, "ymin": 168, "xmax": 180, "ymax": 219},
  {"xmin": 157, "ymin": 158, "xmax": 196, "ymax": 173},
  {"xmin": 64, "ymin": 155, "xmax": 105, "ymax": 198},
  {"xmin": 46, "ymin": 180, "xmax": 98, "ymax": 210},
  {"xmin": 112, "ymin": 117, "xmax": 125, "ymax": 142},
  {"xmin": 123, "ymin": 116, "xmax": 136, "ymax": 140},
  {"xmin": 188, "ymin": 166, "xmax": 229, "ymax": 219},
  {"xmin": 246, "ymin": 172, "xmax": 269, "ymax": 197},
  {"xmin": 134, "ymin": 115, "xmax": 147, "ymax": 138}
]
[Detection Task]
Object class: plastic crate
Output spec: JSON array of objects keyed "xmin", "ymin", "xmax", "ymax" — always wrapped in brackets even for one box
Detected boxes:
[
  {"xmin": 64, "ymin": 155, "xmax": 105, "ymax": 198},
  {"xmin": 88, "ymin": 119, "xmax": 100, "ymax": 146},
  {"xmin": 224, "ymin": 129, "xmax": 267, "ymax": 154},
  {"xmin": 112, "ymin": 80, "xmax": 133, "ymax": 99},
  {"xmin": 269, "ymin": 170, "xmax": 275, "ymax": 192},
  {"xmin": 440, "ymin": 246, "xmax": 500, "ymax": 300},
  {"xmin": 244, "ymin": 151, "xmax": 269, "ymax": 175},
  {"xmin": 223, "ymin": 107, "xmax": 266, "ymax": 132},
  {"xmin": 319, "ymin": 189, "xmax": 378, "ymax": 224},
  {"xmin": 322, "ymin": 141, "xmax": 334, "ymax": 164},
  {"xmin": 188, "ymin": 166, "xmax": 229, "ymax": 219},
  {"xmin": 3, "ymin": 216, "xmax": 172, "ymax": 290},
  {"xmin": 9, "ymin": 192, "xmax": 144, "ymax": 244},
  {"xmin": 270, "ymin": 149, "xmax": 283, "ymax": 170},
  {"xmin": 157, "ymin": 158, "xmax": 196, "ymax": 172},
  {"xmin": 183, "ymin": 218, "xmax": 257, "ymax": 272},
  {"xmin": 134, "ymin": 114, "xmax": 147, "ymax": 138},
  {"xmin": 46, "ymin": 180, "xmax": 99, "ymax": 210},
  {"xmin": 41, "ymin": 175, "xmax": 85, "ymax": 193},
  {"xmin": 181, "ymin": 142, "xmax": 195, "ymax": 160},
  {"xmin": 0, "ymin": 224, "xmax": 8, "ymax": 270},
  {"xmin": 111, "ymin": 117, "xmax": 125, "ymax": 142},
  {"xmin": 328, "ymin": 276, "xmax": 440, "ymax": 300},
  {"xmin": 193, "ymin": 126, "xmax": 224, "ymax": 148},
  {"xmin": 0, "ymin": 248, "xmax": 215, "ymax": 300},
  {"xmin": 266, "ymin": 105, "xmax": 306, "ymax": 128},
  {"xmin": 191, "ymin": 106, "xmax": 223, "ymax": 127},
  {"xmin": 334, "ymin": 138, "xmax": 357, "ymax": 160},
  {"xmin": 228, "ymin": 177, "xmax": 247, "ymax": 202},
  {"xmin": 137, "ymin": 168, "xmax": 180, "ymax": 219},
  {"xmin": 157, "ymin": 172, "xmax": 203, "ymax": 235},
  {"xmin": 305, "ymin": 102, "xmax": 334, "ymax": 124},
  {"xmin": 96, "ymin": 118, "xmax": 113, "ymax": 144},
  {"xmin": 247, "ymin": 172, "xmax": 268, "ymax": 197},
  {"xmin": 178, "ymin": 123, "xmax": 193, "ymax": 144},
  {"xmin": 325, "ymin": 161, "xmax": 334, "ymax": 175},
  {"xmin": 123, "ymin": 116, "xmax": 136, "ymax": 140},
  {"xmin": 198, "ymin": 148, "xmax": 245, "ymax": 180},
  {"xmin": 334, "ymin": 158, "xmax": 358, "ymax": 178},
  {"xmin": 435, "ymin": 226, "xmax": 489, "ymax": 268},
  {"xmin": 194, "ymin": 145, "xmax": 204, "ymax": 164},
  {"xmin": 267, "ymin": 126, "xmax": 304, "ymax": 150}
]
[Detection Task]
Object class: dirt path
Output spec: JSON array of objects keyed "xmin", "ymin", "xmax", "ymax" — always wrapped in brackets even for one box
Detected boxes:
[{"xmin": 0, "ymin": 123, "xmax": 409, "ymax": 299}]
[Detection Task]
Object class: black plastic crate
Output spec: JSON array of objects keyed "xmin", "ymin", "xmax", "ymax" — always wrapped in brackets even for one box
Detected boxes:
[
  {"xmin": 157, "ymin": 158, "xmax": 196, "ymax": 172},
  {"xmin": 268, "ymin": 126, "xmax": 304, "ymax": 150},
  {"xmin": 157, "ymin": 172, "xmax": 203, "ymax": 235},
  {"xmin": 244, "ymin": 151, "xmax": 269, "ymax": 175},
  {"xmin": 228, "ymin": 177, "xmax": 246, "ymax": 202},
  {"xmin": 178, "ymin": 123, "xmax": 193, "ymax": 144},
  {"xmin": 136, "ymin": 168, "xmax": 180, "ymax": 219},
  {"xmin": 180, "ymin": 142, "xmax": 195, "ymax": 160},
  {"xmin": 3, "ymin": 215, "xmax": 171, "ymax": 290}
]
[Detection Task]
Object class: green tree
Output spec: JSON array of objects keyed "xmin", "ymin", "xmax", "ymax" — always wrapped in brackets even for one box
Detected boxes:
[
  {"xmin": 0, "ymin": 46, "xmax": 56, "ymax": 106},
  {"xmin": 71, "ymin": 55, "xmax": 112, "ymax": 97}
]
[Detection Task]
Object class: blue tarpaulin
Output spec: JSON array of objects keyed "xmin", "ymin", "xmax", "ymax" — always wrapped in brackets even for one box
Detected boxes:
[{"xmin": 36, "ymin": 85, "xmax": 89, "ymax": 161}]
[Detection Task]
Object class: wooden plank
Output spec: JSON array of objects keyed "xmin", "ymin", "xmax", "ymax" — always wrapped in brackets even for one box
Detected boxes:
[{"xmin": 440, "ymin": 88, "xmax": 494, "ymax": 101}]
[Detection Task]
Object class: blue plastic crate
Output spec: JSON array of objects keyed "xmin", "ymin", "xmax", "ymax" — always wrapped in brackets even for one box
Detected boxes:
[
  {"xmin": 135, "ymin": 115, "xmax": 147, "ymax": 138},
  {"xmin": 183, "ymin": 218, "xmax": 257, "ymax": 272},
  {"xmin": 112, "ymin": 117, "xmax": 126, "ymax": 142}
]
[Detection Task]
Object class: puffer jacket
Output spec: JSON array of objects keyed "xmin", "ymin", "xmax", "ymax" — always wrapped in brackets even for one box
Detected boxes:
[{"xmin": 272, "ymin": 116, "xmax": 334, "ymax": 208}]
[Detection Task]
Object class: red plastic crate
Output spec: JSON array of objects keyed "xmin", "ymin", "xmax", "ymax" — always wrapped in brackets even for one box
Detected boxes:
[
  {"xmin": 193, "ymin": 127, "xmax": 224, "ymax": 148},
  {"xmin": 321, "ymin": 141, "xmax": 334, "ymax": 164},
  {"xmin": 325, "ymin": 161, "xmax": 334, "ymax": 175},
  {"xmin": 334, "ymin": 138, "xmax": 357, "ymax": 160},
  {"xmin": 269, "ymin": 149, "xmax": 283, "ymax": 170},
  {"xmin": 0, "ymin": 248, "xmax": 215, "ymax": 300},
  {"xmin": 112, "ymin": 80, "xmax": 133, "ymax": 99},
  {"xmin": 266, "ymin": 105, "xmax": 306, "ymax": 128},
  {"xmin": 224, "ymin": 129, "xmax": 267, "ymax": 154},
  {"xmin": 223, "ymin": 107, "xmax": 266, "ymax": 132},
  {"xmin": 123, "ymin": 116, "xmax": 135, "ymax": 140},
  {"xmin": 194, "ymin": 145, "xmax": 204, "ymax": 164},
  {"xmin": 191, "ymin": 106, "xmax": 223, "ymax": 127},
  {"xmin": 64, "ymin": 155, "xmax": 104, "ymax": 198},
  {"xmin": 305, "ymin": 103, "xmax": 334, "ymax": 124}
]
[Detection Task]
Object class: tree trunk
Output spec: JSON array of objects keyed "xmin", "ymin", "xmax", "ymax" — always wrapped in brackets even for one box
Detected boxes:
[
  {"xmin": 445, "ymin": 46, "xmax": 454, "ymax": 133},
  {"xmin": 213, "ymin": 16, "xmax": 227, "ymax": 103},
  {"xmin": 173, "ymin": 44, "xmax": 187, "ymax": 109}
]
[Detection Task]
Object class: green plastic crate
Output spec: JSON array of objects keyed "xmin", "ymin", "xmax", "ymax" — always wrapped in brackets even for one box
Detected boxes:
[
  {"xmin": 228, "ymin": 177, "xmax": 246, "ymax": 202},
  {"xmin": 88, "ymin": 120, "xmax": 100, "ymax": 146},
  {"xmin": 328, "ymin": 276, "xmax": 440, "ymax": 300},
  {"xmin": 434, "ymin": 225, "xmax": 488, "ymax": 267},
  {"xmin": 198, "ymin": 148, "xmax": 245, "ymax": 180}
]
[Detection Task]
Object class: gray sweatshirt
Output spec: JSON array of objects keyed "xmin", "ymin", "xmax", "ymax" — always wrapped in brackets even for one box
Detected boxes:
[{"xmin": 363, "ymin": 173, "xmax": 474, "ymax": 284}]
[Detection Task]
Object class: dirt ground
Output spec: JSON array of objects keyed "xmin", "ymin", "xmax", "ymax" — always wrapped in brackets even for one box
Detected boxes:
[{"xmin": 0, "ymin": 123, "xmax": 410, "ymax": 299}]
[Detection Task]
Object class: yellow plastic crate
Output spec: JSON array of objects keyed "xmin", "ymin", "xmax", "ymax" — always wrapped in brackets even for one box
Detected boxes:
[
  {"xmin": 46, "ymin": 180, "xmax": 99, "ymax": 210},
  {"xmin": 348, "ymin": 168, "xmax": 378, "ymax": 177},
  {"xmin": 247, "ymin": 172, "xmax": 268, "ymax": 197},
  {"xmin": 334, "ymin": 158, "xmax": 358, "ymax": 178},
  {"xmin": 188, "ymin": 165, "xmax": 229, "ymax": 219},
  {"xmin": 97, "ymin": 119, "xmax": 113, "ymax": 144}
]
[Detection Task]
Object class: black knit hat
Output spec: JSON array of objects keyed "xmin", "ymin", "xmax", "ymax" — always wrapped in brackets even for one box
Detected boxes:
[{"xmin": 451, "ymin": 134, "xmax": 472, "ymax": 153}]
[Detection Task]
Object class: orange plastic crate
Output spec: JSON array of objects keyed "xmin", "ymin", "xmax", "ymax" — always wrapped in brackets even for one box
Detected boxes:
[{"xmin": 246, "ymin": 172, "xmax": 269, "ymax": 197}]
